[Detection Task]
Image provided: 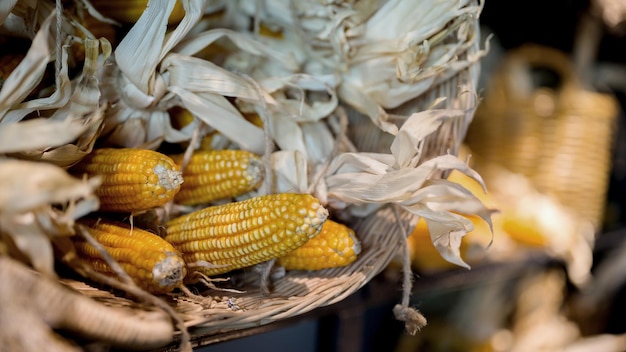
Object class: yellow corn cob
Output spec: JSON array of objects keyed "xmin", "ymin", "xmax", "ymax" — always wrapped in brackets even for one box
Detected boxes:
[
  {"xmin": 74, "ymin": 219, "xmax": 187, "ymax": 294},
  {"xmin": 243, "ymin": 112, "xmax": 265, "ymax": 128},
  {"xmin": 171, "ymin": 150, "xmax": 263, "ymax": 206},
  {"xmin": 71, "ymin": 148, "xmax": 183, "ymax": 212},
  {"xmin": 169, "ymin": 106, "xmax": 195, "ymax": 130},
  {"xmin": 258, "ymin": 23, "xmax": 284, "ymax": 40},
  {"xmin": 198, "ymin": 132, "xmax": 219, "ymax": 151},
  {"xmin": 90, "ymin": 0, "xmax": 185, "ymax": 25},
  {"xmin": 277, "ymin": 219, "xmax": 361, "ymax": 271},
  {"xmin": 164, "ymin": 193, "xmax": 329, "ymax": 278}
]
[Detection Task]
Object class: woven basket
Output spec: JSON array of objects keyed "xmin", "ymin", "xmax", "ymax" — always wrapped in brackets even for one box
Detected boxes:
[
  {"xmin": 0, "ymin": 1, "xmax": 483, "ymax": 349},
  {"xmin": 66, "ymin": 206, "xmax": 414, "ymax": 337},
  {"xmin": 65, "ymin": 17, "xmax": 482, "ymax": 351},
  {"xmin": 466, "ymin": 44, "xmax": 618, "ymax": 229},
  {"xmin": 65, "ymin": 42, "xmax": 482, "ymax": 345}
]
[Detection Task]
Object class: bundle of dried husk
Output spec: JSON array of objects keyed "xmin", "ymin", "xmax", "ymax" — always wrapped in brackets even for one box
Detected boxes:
[
  {"xmin": 0, "ymin": 2, "xmax": 184, "ymax": 350},
  {"xmin": 0, "ymin": 0, "xmax": 490, "ymax": 349}
]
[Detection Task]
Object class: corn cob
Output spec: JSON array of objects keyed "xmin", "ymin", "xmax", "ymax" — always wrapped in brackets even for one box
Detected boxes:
[
  {"xmin": 164, "ymin": 193, "xmax": 329, "ymax": 278},
  {"xmin": 243, "ymin": 112, "xmax": 265, "ymax": 128},
  {"xmin": 169, "ymin": 106, "xmax": 194, "ymax": 130},
  {"xmin": 197, "ymin": 132, "xmax": 220, "ymax": 151},
  {"xmin": 171, "ymin": 150, "xmax": 263, "ymax": 206},
  {"xmin": 89, "ymin": 0, "xmax": 185, "ymax": 25},
  {"xmin": 258, "ymin": 23, "xmax": 284, "ymax": 40},
  {"xmin": 277, "ymin": 219, "xmax": 361, "ymax": 271},
  {"xmin": 70, "ymin": 148, "xmax": 183, "ymax": 212},
  {"xmin": 74, "ymin": 219, "xmax": 187, "ymax": 294}
]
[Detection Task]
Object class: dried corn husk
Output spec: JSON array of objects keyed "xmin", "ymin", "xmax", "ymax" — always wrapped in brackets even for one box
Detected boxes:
[
  {"xmin": 0, "ymin": 159, "xmax": 100, "ymax": 277},
  {"xmin": 322, "ymin": 106, "xmax": 492, "ymax": 268},
  {"xmin": 0, "ymin": 2, "xmax": 112, "ymax": 276},
  {"xmin": 1, "ymin": 0, "xmax": 489, "ymax": 274},
  {"xmin": 228, "ymin": 0, "xmax": 486, "ymax": 133},
  {"xmin": 0, "ymin": 0, "xmax": 113, "ymax": 165},
  {"xmin": 0, "ymin": 1, "xmax": 18, "ymax": 27}
]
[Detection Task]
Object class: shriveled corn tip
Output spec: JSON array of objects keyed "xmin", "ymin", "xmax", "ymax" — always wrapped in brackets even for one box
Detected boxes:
[
  {"xmin": 172, "ymin": 150, "xmax": 263, "ymax": 206},
  {"xmin": 277, "ymin": 219, "xmax": 361, "ymax": 271},
  {"xmin": 71, "ymin": 148, "xmax": 183, "ymax": 212},
  {"xmin": 74, "ymin": 219, "xmax": 187, "ymax": 294},
  {"xmin": 165, "ymin": 193, "xmax": 328, "ymax": 278},
  {"xmin": 406, "ymin": 218, "xmax": 477, "ymax": 273}
]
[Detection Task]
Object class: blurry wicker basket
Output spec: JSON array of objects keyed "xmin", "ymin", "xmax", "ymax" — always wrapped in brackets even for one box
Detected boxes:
[
  {"xmin": 466, "ymin": 44, "xmax": 618, "ymax": 230},
  {"xmin": 0, "ymin": 0, "xmax": 484, "ymax": 349}
]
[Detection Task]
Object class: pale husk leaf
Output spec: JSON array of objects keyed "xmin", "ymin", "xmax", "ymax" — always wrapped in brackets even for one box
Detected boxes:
[
  {"xmin": 228, "ymin": 0, "xmax": 485, "ymax": 135},
  {"xmin": 0, "ymin": 0, "xmax": 18, "ymax": 25},
  {"xmin": 0, "ymin": 32, "xmax": 107, "ymax": 166},
  {"xmin": 0, "ymin": 118, "xmax": 94, "ymax": 154},
  {"xmin": 256, "ymin": 150, "xmax": 309, "ymax": 195},
  {"xmin": 0, "ymin": 159, "xmax": 100, "ymax": 276},
  {"xmin": 99, "ymin": 0, "xmax": 206, "ymax": 148},
  {"xmin": 0, "ymin": 12, "xmax": 57, "ymax": 121},
  {"xmin": 324, "ymin": 105, "xmax": 491, "ymax": 267}
]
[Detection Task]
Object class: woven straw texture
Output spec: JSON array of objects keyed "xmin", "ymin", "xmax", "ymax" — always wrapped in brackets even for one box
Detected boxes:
[{"xmin": 466, "ymin": 44, "xmax": 618, "ymax": 229}]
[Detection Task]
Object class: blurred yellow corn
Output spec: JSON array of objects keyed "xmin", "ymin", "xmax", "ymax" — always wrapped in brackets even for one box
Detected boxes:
[
  {"xmin": 70, "ymin": 148, "xmax": 183, "ymax": 212},
  {"xmin": 164, "ymin": 193, "xmax": 328, "ymax": 278},
  {"xmin": 500, "ymin": 213, "xmax": 548, "ymax": 247},
  {"xmin": 277, "ymin": 219, "xmax": 361, "ymax": 271},
  {"xmin": 74, "ymin": 219, "xmax": 187, "ymax": 294},
  {"xmin": 171, "ymin": 149, "xmax": 263, "ymax": 206},
  {"xmin": 448, "ymin": 167, "xmax": 547, "ymax": 248},
  {"xmin": 90, "ymin": 0, "xmax": 185, "ymax": 25}
]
